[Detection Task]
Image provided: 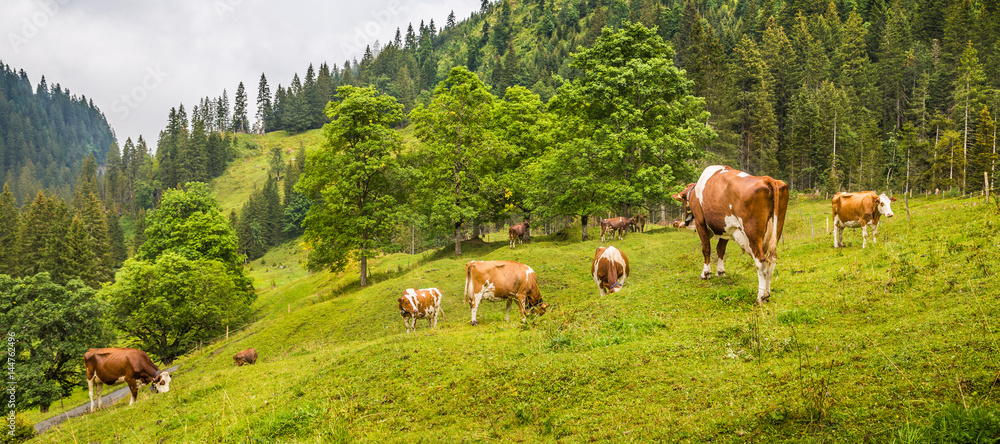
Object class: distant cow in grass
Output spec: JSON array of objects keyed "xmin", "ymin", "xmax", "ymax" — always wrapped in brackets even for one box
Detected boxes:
[
  {"xmin": 234, "ymin": 348, "xmax": 258, "ymax": 366},
  {"xmin": 508, "ymin": 221, "xmax": 530, "ymax": 249},
  {"xmin": 631, "ymin": 214, "xmax": 647, "ymax": 233},
  {"xmin": 398, "ymin": 287, "xmax": 444, "ymax": 332},
  {"xmin": 592, "ymin": 246, "xmax": 630, "ymax": 296},
  {"xmin": 85, "ymin": 348, "xmax": 171, "ymax": 412},
  {"xmin": 600, "ymin": 217, "xmax": 634, "ymax": 242},
  {"xmin": 832, "ymin": 191, "xmax": 896, "ymax": 248},
  {"xmin": 464, "ymin": 261, "xmax": 548, "ymax": 326}
]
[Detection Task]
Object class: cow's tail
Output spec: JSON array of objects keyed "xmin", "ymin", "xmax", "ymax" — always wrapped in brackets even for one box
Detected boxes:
[
  {"xmin": 464, "ymin": 262, "xmax": 474, "ymax": 306},
  {"xmin": 764, "ymin": 178, "xmax": 787, "ymax": 259},
  {"xmin": 608, "ymin": 251, "xmax": 620, "ymax": 290}
]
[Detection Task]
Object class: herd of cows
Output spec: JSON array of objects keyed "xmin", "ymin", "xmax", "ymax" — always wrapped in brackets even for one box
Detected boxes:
[{"xmin": 80, "ymin": 165, "xmax": 897, "ymax": 413}]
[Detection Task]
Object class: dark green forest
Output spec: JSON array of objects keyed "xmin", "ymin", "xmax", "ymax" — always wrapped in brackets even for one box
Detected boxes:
[
  {"xmin": 0, "ymin": 63, "xmax": 115, "ymax": 204},
  {"xmin": 239, "ymin": 0, "xmax": 999, "ymax": 196}
]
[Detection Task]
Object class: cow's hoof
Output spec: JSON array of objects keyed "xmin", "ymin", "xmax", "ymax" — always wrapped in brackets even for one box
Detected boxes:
[
  {"xmin": 716, "ymin": 271, "xmax": 725, "ymax": 277},
  {"xmin": 699, "ymin": 273, "xmax": 710, "ymax": 280},
  {"xmin": 470, "ymin": 320, "xmax": 479, "ymax": 326}
]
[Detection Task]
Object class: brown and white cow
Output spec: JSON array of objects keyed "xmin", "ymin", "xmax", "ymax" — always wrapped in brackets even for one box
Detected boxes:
[
  {"xmin": 672, "ymin": 183, "xmax": 697, "ymax": 227},
  {"xmin": 508, "ymin": 221, "xmax": 530, "ymax": 249},
  {"xmin": 398, "ymin": 287, "xmax": 444, "ymax": 332},
  {"xmin": 234, "ymin": 348, "xmax": 258, "ymax": 366},
  {"xmin": 592, "ymin": 246, "xmax": 630, "ymax": 296},
  {"xmin": 831, "ymin": 191, "xmax": 896, "ymax": 248},
  {"xmin": 464, "ymin": 261, "xmax": 548, "ymax": 326},
  {"xmin": 600, "ymin": 216, "xmax": 634, "ymax": 242},
  {"xmin": 85, "ymin": 348, "xmax": 171, "ymax": 412},
  {"xmin": 674, "ymin": 166, "xmax": 789, "ymax": 304}
]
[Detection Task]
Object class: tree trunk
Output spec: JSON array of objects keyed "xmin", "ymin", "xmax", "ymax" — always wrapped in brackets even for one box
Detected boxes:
[
  {"xmin": 964, "ymin": 90, "xmax": 969, "ymax": 193},
  {"xmin": 454, "ymin": 223, "xmax": 462, "ymax": 255},
  {"xmin": 581, "ymin": 215, "xmax": 588, "ymax": 241},
  {"xmin": 359, "ymin": 255, "xmax": 367, "ymax": 287},
  {"xmin": 523, "ymin": 213, "xmax": 531, "ymax": 242}
]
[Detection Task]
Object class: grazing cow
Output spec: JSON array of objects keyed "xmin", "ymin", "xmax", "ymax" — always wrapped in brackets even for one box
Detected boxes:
[
  {"xmin": 831, "ymin": 191, "xmax": 896, "ymax": 248},
  {"xmin": 398, "ymin": 287, "xmax": 444, "ymax": 333},
  {"xmin": 671, "ymin": 220, "xmax": 687, "ymax": 228},
  {"xmin": 631, "ymin": 214, "xmax": 647, "ymax": 233},
  {"xmin": 508, "ymin": 221, "xmax": 530, "ymax": 249},
  {"xmin": 464, "ymin": 261, "xmax": 548, "ymax": 326},
  {"xmin": 234, "ymin": 348, "xmax": 258, "ymax": 366},
  {"xmin": 592, "ymin": 246, "xmax": 630, "ymax": 296},
  {"xmin": 675, "ymin": 166, "xmax": 789, "ymax": 304},
  {"xmin": 600, "ymin": 217, "xmax": 634, "ymax": 242},
  {"xmin": 85, "ymin": 348, "xmax": 171, "ymax": 412}
]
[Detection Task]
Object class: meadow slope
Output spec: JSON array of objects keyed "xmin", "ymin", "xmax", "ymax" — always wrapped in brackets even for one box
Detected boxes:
[{"xmin": 36, "ymin": 195, "xmax": 1000, "ymax": 443}]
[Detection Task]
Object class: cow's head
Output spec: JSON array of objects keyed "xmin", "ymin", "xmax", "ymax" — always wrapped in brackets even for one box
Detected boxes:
[
  {"xmin": 672, "ymin": 183, "xmax": 696, "ymax": 225},
  {"xmin": 878, "ymin": 193, "xmax": 896, "ymax": 218},
  {"xmin": 150, "ymin": 371, "xmax": 171, "ymax": 393},
  {"xmin": 526, "ymin": 297, "xmax": 548, "ymax": 316}
]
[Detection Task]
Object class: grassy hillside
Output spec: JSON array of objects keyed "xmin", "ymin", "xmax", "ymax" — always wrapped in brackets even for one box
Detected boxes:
[
  {"xmin": 211, "ymin": 130, "xmax": 324, "ymax": 215},
  {"xmin": 32, "ymin": 193, "xmax": 1000, "ymax": 442}
]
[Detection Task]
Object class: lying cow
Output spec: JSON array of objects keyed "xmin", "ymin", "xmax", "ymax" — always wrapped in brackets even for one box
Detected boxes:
[
  {"xmin": 85, "ymin": 348, "xmax": 171, "ymax": 411},
  {"xmin": 234, "ymin": 348, "xmax": 258, "ymax": 366},
  {"xmin": 831, "ymin": 191, "xmax": 896, "ymax": 248},
  {"xmin": 592, "ymin": 246, "xmax": 630, "ymax": 296},
  {"xmin": 398, "ymin": 287, "xmax": 444, "ymax": 332},
  {"xmin": 675, "ymin": 166, "xmax": 789, "ymax": 304},
  {"xmin": 600, "ymin": 216, "xmax": 634, "ymax": 242},
  {"xmin": 508, "ymin": 221, "xmax": 529, "ymax": 249},
  {"xmin": 464, "ymin": 261, "xmax": 548, "ymax": 325}
]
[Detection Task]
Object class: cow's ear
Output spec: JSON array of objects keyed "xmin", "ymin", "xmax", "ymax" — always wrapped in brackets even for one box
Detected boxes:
[{"xmin": 889, "ymin": 197, "xmax": 897, "ymax": 202}]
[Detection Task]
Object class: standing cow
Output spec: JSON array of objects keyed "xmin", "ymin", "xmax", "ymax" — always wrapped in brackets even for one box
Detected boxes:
[
  {"xmin": 592, "ymin": 246, "xmax": 630, "ymax": 296},
  {"xmin": 831, "ymin": 191, "xmax": 896, "ymax": 248},
  {"xmin": 85, "ymin": 348, "xmax": 171, "ymax": 412},
  {"xmin": 508, "ymin": 221, "xmax": 530, "ymax": 249},
  {"xmin": 630, "ymin": 214, "xmax": 647, "ymax": 233},
  {"xmin": 674, "ymin": 166, "xmax": 789, "ymax": 304},
  {"xmin": 398, "ymin": 287, "xmax": 444, "ymax": 332},
  {"xmin": 600, "ymin": 217, "xmax": 634, "ymax": 242},
  {"xmin": 464, "ymin": 261, "xmax": 548, "ymax": 325},
  {"xmin": 234, "ymin": 348, "xmax": 258, "ymax": 366}
]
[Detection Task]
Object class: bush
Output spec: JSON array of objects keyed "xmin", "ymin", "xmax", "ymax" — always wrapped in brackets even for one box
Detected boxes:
[{"xmin": 0, "ymin": 414, "xmax": 37, "ymax": 444}]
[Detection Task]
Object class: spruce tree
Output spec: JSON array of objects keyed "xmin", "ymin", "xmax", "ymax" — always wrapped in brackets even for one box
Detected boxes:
[
  {"xmin": 233, "ymin": 82, "xmax": 249, "ymax": 133},
  {"xmin": 107, "ymin": 211, "xmax": 127, "ymax": 267},
  {"xmin": 257, "ymin": 73, "xmax": 274, "ymax": 133},
  {"xmin": 0, "ymin": 183, "xmax": 19, "ymax": 274},
  {"xmin": 81, "ymin": 192, "xmax": 112, "ymax": 284}
]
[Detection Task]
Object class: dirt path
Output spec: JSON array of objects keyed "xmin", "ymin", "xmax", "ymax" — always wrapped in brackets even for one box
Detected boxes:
[{"xmin": 33, "ymin": 365, "xmax": 180, "ymax": 434}]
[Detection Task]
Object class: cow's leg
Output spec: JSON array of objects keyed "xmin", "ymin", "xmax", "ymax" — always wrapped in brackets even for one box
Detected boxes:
[
  {"xmin": 469, "ymin": 296, "xmax": 480, "ymax": 326},
  {"xmin": 715, "ymin": 239, "xmax": 728, "ymax": 277},
  {"xmin": 861, "ymin": 225, "xmax": 869, "ymax": 249},
  {"xmin": 504, "ymin": 299, "xmax": 513, "ymax": 322},
  {"xmin": 128, "ymin": 380, "xmax": 138, "ymax": 405},
  {"xmin": 872, "ymin": 221, "xmax": 879, "ymax": 244},
  {"xmin": 756, "ymin": 258, "xmax": 776, "ymax": 304},
  {"xmin": 95, "ymin": 380, "xmax": 103, "ymax": 410},
  {"xmin": 699, "ymin": 235, "xmax": 712, "ymax": 280},
  {"xmin": 88, "ymin": 377, "xmax": 95, "ymax": 412}
]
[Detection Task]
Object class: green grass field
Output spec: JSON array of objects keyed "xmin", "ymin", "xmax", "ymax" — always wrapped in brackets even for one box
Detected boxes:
[{"xmin": 32, "ymin": 190, "xmax": 1000, "ymax": 443}]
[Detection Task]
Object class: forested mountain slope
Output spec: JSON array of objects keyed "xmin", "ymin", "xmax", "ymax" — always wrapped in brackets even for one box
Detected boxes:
[{"xmin": 0, "ymin": 63, "xmax": 114, "ymax": 203}]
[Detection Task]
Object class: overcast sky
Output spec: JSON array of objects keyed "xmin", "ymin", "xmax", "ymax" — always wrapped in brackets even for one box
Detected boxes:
[{"xmin": 1, "ymin": 0, "xmax": 479, "ymax": 149}]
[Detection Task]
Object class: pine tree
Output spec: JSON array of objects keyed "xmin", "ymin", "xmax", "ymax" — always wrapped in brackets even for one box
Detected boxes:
[
  {"xmin": 953, "ymin": 41, "xmax": 985, "ymax": 192},
  {"xmin": 257, "ymin": 74, "xmax": 273, "ymax": 134},
  {"xmin": 0, "ymin": 183, "xmax": 19, "ymax": 273},
  {"xmin": 81, "ymin": 192, "xmax": 112, "ymax": 284},
  {"xmin": 233, "ymin": 82, "xmax": 249, "ymax": 133},
  {"xmin": 733, "ymin": 35, "xmax": 779, "ymax": 175},
  {"xmin": 447, "ymin": 10, "xmax": 456, "ymax": 28},
  {"xmin": 216, "ymin": 89, "xmax": 230, "ymax": 132},
  {"xmin": 972, "ymin": 105, "xmax": 997, "ymax": 191},
  {"xmin": 107, "ymin": 211, "xmax": 127, "ymax": 267},
  {"xmin": 62, "ymin": 214, "xmax": 96, "ymax": 287}
]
